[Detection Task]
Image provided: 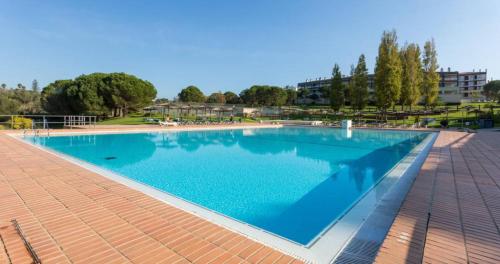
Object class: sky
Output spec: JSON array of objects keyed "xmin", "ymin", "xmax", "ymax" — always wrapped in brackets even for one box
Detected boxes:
[{"xmin": 1, "ymin": 0, "xmax": 499, "ymax": 98}]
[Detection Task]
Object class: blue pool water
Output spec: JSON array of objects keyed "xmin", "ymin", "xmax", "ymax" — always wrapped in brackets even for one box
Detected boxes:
[{"xmin": 26, "ymin": 127, "xmax": 429, "ymax": 245}]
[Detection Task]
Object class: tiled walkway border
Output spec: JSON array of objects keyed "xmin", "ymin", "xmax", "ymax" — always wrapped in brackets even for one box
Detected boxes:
[{"xmin": 375, "ymin": 131, "xmax": 500, "ymax": 264}]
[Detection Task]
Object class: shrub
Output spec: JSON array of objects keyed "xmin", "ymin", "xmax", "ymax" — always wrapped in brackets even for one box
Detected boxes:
[
  {"xmin": 11, "ymin": 116, "xmax": 33, "ymax": 129},
  {"xmin": 440, "ymin": 119, "xmax": 449, "ymax": 128}
]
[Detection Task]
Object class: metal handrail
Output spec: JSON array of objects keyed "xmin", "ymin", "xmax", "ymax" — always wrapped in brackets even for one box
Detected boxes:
[{"xmin": 0, "ymin": 114, "xmax": 97, "ymax": 130}]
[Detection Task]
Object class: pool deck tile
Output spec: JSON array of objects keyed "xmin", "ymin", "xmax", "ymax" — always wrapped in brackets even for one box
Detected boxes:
[
  {"xmin": 3, "ymin": 127, "xmax": 500, "ymax": 263},
  {"xmin": 0, "ymin": 221, "xmax": 34, "ymax": 264},
  {"xmin": 0, "ymin": 129, "xmax": 303, "ymax": 264},
  {"xmin": 375, "ymin": 131, "xmax": 500, "ymax": 264}
]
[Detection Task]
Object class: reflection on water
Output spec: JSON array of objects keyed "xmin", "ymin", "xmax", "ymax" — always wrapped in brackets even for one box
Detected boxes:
[
  {"xmin": 32, "ymin": 133, "xmax": 157, "ymax": 166},
  {"xmin": 259, "ymin": 137, "xmax": 422, "ymax": 243},
  {"xmin": 27, "ymin": 127, "xmax": 429, "ymax": 245}
]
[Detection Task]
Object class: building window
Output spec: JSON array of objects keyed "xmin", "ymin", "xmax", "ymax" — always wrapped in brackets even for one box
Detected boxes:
[
  {"xmin": 474, "ymin": 75, "xmax": 477, "ymax": 79},
  {"xmin": 465, "ymin": 76, "xmax": 469, "ymax": 80},
  {"xmin": 464, "ymin": 93, "xmax": 469, "ymax": 97}
]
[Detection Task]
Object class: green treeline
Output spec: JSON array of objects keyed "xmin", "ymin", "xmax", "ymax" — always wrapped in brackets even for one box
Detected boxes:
[
  {"xmin": 177, "ymin": 85, "xmax": 297, "ymax": 106},
  {"xmin": 2, "ymin": 73, "xmax": 157, "ymax": 116},
  {"xmin": 0, "ymin": 81, "xmax": 41, "ymax": 115},
  {"xmin": 41, "ymin": 73, "xmax": 156, "ymax": 116},
  {"xmin": 323, "ymin": 30, "xmax": 440, "ymax": 114}
]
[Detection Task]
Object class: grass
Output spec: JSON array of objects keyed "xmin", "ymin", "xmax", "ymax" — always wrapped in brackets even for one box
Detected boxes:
[
  {"xmin": 300, "ymin": 102, "xmax": 500, "ymax": 128},
  {"xmin": 97, "ymin": 113, "xmax": 257, "ymax": 125},
  {"xmin": 97, "ymin": 113, "xmax": 162, "ymax": 125},
  {"xmin": 97, "ymin": 102, "xmax": 499, "ymax": 128},
  {"xmin": 98, "ymin": 116, "xmax": 156, "ymax": 125}
]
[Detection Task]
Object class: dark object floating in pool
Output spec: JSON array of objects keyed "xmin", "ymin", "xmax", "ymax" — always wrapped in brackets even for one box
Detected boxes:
[{"xmin": 104, "ymin": 156, "xmax": 117, "ymax": 160}]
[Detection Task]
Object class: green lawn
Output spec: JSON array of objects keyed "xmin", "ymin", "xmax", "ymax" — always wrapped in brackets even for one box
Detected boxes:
[
  {"xmin": 98, "ymin": 114, "xmax": 162, "ymax": 125},
  {"xmin": 97, "ymin": 114, "xmax": 258, "ymax": 125},
  {"xmin": 98, "ymin": 117, "xmax": 153, "ymax": 125},
  {"xmin": 97, "ymin": 102, "xmax": 499, "ymax": 128}
]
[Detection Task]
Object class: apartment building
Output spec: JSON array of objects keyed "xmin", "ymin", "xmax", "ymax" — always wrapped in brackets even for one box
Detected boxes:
[{"xmin": 298, "ymin": 68, "xmax": 487, "ymax": 104}]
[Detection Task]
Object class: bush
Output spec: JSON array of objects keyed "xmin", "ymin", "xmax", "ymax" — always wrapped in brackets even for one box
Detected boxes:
[
  {"xmin": 440, "ymin": 119, "xmax": 449, "ymax": 128},
  {"xmin": 11, "ymin": 116, "xmax": 33, "ymax": 129}
]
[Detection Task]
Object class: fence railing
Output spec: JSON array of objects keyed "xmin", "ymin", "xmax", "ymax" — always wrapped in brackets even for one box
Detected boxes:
[{"xmin": 0, "ymin": 115, "xmax": 97, "ymax": 130}]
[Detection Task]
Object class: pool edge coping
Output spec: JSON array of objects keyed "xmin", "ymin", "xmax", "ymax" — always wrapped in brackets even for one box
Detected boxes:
[{"xmin": 9, "ymin": 127, "xmax": 438, "ymax": 263}]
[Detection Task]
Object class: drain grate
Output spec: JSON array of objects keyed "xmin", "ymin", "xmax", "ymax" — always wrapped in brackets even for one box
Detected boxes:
[
  {"xmin": 333, "ymin": 253, "xmax": 373, "ymax": 264},
  {"xmin": 342, "ymin": 238, "xmax": 381, "ymax": 259},
  {"xmin": 334, "ymin": 238, "xmax": 382, "ymax": 263}
]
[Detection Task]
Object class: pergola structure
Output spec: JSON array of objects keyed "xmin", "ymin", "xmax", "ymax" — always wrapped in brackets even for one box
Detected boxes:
[{"xmin": 144, "ymin": 102, "xmax": 240, "ymax": 120}]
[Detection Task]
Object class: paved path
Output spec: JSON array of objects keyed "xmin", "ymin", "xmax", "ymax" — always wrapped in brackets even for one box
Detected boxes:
[
  {"xmin": 0, "ymin": 131, "xmax": 301, "ymax": 264},
  {"xmin": 375, "ymin": 131, "xmax": 500, "ymax": 264}
]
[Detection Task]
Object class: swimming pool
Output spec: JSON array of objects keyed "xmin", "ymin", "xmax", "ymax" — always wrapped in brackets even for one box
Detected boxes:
[{"xmin": 26, "ymin": 127, "xmax": 430, "ymax": 247}]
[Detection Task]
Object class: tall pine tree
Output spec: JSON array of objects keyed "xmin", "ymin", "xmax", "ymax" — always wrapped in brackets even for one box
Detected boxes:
[
  {"xmin": 400, "ymin": 43, "xmax": 423, "ymax": 111},
  {"xmin": 422, "ymin": 39, "xmax": 439, "ymax": 109},
  {"xmin": 351, "ymin": 54, "xmax": 369, "ymax": 111},
  {"xmin": 330, "ymin": 64, "xmax": 344, "ymax": 111},
  {"xmin": 375, "ymin": 30, "xmax": 402, "ymax": 116},
  {"xmin": 32, "ymin": 79, "xmax": 39, "ymax": 92}
]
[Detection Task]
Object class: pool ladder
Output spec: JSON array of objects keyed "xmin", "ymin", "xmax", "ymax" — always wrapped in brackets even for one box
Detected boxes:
[{"xmin": 23, "ymin": 129, "xmax": 50, "ymax": 137}]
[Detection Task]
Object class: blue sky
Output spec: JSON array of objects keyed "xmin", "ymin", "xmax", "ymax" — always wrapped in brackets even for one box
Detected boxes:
[{"xmin": 1, "ymin": 0, "xmax": 499, "ymax": 98}]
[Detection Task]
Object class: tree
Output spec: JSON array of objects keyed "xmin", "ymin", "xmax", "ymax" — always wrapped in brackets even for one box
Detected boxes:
[
  {"xmin": 320, "ymin": 82, "xmax": 331, "ymax": 100},
  {"xmin": 351, "ymin": 54, "xmax": 369, "ymax": 111},
  {"xmin": 41, "ymin": 80, "xmax": 76, "ymax": 114},
  {"xmin": 285, "ymin": 87, "xmax": 297, "ymax": 105},
  {"xmin": 155, "ymin": 98, "xmax": 169, "ymax": 104},
  {"xmin": 224, "ymin": 91, "xmax": 240, "ymax": 104},
  {"xmin": 256, "ymin": 86, "xmax": 288, "ymax": 106},
  {"xmin": 0, "ymin": 86, "xmax": 19, "ymax": 114},
  {"xmin": 239, "ymin": 86, "xmax": 258, "ymax": 106},
  {"xmin": 375, "ymin": 30, "xmax": 402, "ymax": 115},
  {"xmin": 42, "ymin": 73, "xmax": 157, "ymax": 116},
  {"xmin": 239, "ymin": 85, "xmax": 288, "ymax": 106},
  {"xmin": 206, "ymin": 92, "xmax": 226, "ymax": 104},
  {"xmin": 178, "ymin": 86, "xmax": 205, "ymax": 103},
  {"xmin": 483, "ymin": 80, "xmax": 500, "ymax": 102},
  {"xmin": 345, "ymin": 65, "xmax": 355, "ymax": 106},
  {"xmin": 297, "ymin": 87, "xmax": 310, "ymax": 100},
  {"xmin": 32, "ymin": 79, "xmax": 39, "ymax": 92},
  {"xmin": 330, "ymin": 64, "xmax": 345, "ymax": 111},
  {"xmin": 100, "ymin": 73, "xmax": 157, "ymax": 116},
  {"xmin": 400, "ymin": 43, "xmax": 423, "ymax": 111},
  {"xmin": 0, "ymin": 83, "xmax": 42, "ymax": 114},
  {"xmin": 422, "ymin": 39, "xmax": 439, "ymax": 109}
]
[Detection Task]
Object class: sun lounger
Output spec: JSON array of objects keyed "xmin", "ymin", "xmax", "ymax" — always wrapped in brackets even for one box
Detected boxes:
[
  {"xmin": 311, "ymin": 121, "xmax": 323, "ymax": 126},
  {"xmin": 159, "ymin": 121, "xmax": 179, "ymax": 127}
]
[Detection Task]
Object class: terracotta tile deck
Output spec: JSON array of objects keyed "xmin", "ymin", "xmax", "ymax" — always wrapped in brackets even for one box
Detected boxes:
[
  {"xmin": 2, "ymin": 128, "xmax": 500, "ymax": 263},
  {"xmin": 0, "ymin": 221, "xmax": 34, "ymax": 264},
  {"xmin": 0, "ymin": 130, "xmax": 302, "ymax": 264},
  {"xmin": 375, "ymin": 131, "xmax": 500, "ymax": 264}
]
